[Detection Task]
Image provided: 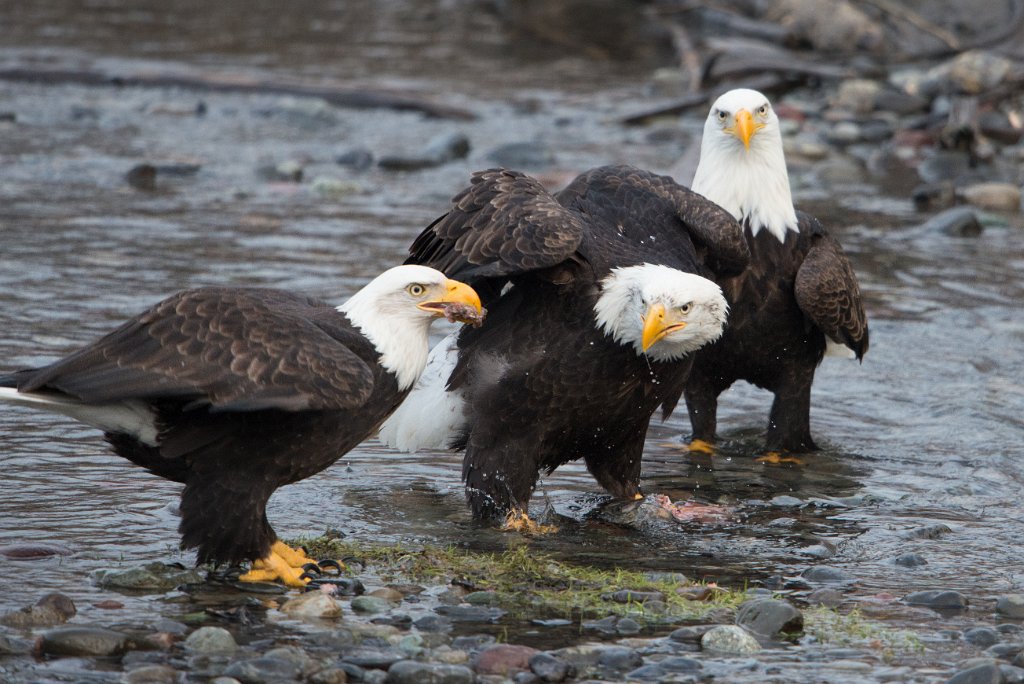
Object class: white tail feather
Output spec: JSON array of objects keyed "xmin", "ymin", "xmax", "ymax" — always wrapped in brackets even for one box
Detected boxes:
[
  {"xmin": 0, "ymin": 387, "xmax": 159, "ymax": 445},
  {"xmin": 824, "ymin": 338, "xmax": 856, "ymax": 359},
  {"xmin": 378, "ymin": 332, "xmax": 466, "ymax": 452}
]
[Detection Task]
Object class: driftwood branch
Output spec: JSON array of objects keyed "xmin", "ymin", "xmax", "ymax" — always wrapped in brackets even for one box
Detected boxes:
[{"xmin": 0, "ymin": 68, "xmax": 477, "ymax": 121}]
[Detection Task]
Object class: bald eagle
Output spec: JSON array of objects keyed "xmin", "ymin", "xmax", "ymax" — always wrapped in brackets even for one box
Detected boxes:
[
  {"xmin": 380, "ymin": 166, "xmax": 747, "ymax": 522},
  {"xmin": 686, "ymin": 88, "xmax": 869, "ymax": 454},
  {"xmin": 0, "ymin": 265, "xmax": 482, "ymax": 586}
]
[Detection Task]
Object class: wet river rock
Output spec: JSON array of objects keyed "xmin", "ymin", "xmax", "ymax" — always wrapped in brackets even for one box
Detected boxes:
[
  {"xmin": 0, "ymin": 592, "xmax": 76, "ymax": 628},
  {"xmin": 280, "ymin": 591, "xmax": 344, "ymax": 620},
  {"xmin": 38, "ymin": 625, "xmax": 131, "ymax": 657},
  {"xmin": 735, "ymin": 598, "xmax": 804, "ymax": 636},
  {"xmin": 997, "ymin": 595, "xmax": 1024, "ymax": 619},
  {"xmin": 96, "ymin": 561, "xmax": 205, "ymax": 591},
  {"xmin": 700, "ymin": 625, "xmax": 761, "ymax": 655},
  {"xmin": 905, "ymin": 590, "xmax": 969, "ymax": 610},
  {"xmin": 386, "ymin": 659, "xmax": 474, "ymax": 684},
  {"xmin": 183, "ymin": 626, "xmax": 238, "ymax": 655},
  {"xmin": 472, "ymin": 643, "xmax": 538, "ymax": 676}
]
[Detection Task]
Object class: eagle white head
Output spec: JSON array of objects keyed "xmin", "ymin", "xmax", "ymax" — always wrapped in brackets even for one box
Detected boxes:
[
  {"xmin": 691, "ymin": 88, "xmax": 798, "ymax": 243},
  {"xmin": 340, "ymin": 265, "xmax": 483, "ymax": 391},
  {"xmin": 594, "ymin": 263, "xmax": 728, "ymax": 362}
]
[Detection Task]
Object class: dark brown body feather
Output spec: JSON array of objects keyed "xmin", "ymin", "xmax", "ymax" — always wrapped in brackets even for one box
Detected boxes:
[
  {"xmin": 684, "ymin": 213, "xmax": 868, "ymax": 452},
  {"xmin": 1, "ymin": 288, "xmax": 404, "ymax": 565},
  {"xmin": 408, "ymin": 165, "xmax": 747, "ymax": 520}
]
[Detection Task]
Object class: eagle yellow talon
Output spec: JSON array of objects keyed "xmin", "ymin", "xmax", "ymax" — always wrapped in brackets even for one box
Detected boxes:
[
  {"xmin": 502, "ymin": 510, "xmax": 558, "ymax": 535},
  {"xmin": 239, "ymin": 550, "xmax": 310, "ymax": 587},
  {"xmin": 271, "ymin": 540, "xmax": 316, "ymax": 568},
  {"xmin": 755, "ymin": 452, "xmax": 804, "ymax": 465},
  {"xmin": 686, "ymin": 439, "xmax": 717, "ymax": 455},
  {"xmin": 633, "ymin": 493, "xmax": 644, "ymax": 501}
]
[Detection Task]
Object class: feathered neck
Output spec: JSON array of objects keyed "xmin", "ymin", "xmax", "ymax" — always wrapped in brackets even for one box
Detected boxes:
[
  {"xmin": 338, "ymin": 294, "xmax": 430, "ymax": 393},
  {"xmin": 691, "ymin": 121, "xmax": 798, "ymax": 243}
]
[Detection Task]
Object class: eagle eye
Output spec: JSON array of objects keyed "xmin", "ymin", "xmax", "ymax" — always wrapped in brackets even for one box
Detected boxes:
[
  {"xmin": 757, "ymin": 104, "xmax": 769, "ymax": 116},
  {"xmin": 716, "ymin": 110, "xmax": 728, "ymax": 122},
  {"xmin": 407, "ymin": 283, "xmax": 426, "ymax": 297},
  {"xmin": 679, "ymin": 303, "xmax": 692, "ymax": 314}
]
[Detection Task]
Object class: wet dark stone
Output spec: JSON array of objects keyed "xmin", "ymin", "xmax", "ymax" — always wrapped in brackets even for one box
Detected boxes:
[
  {"xmin": 473, "ymin": 643, "xmax": 538, "ymax": 676},
  {"xmin": 582, "ymin": 615, "xmax": 620, "ymax": 635},
  {"xmin": 607, "ymin": 589, "xmax": 665, "ymax": 604},
  {"xmin": 310, "ymin": 577, "xmax": 365, "ymax": 596},
  {"xmin": 452, "ymin": 634, "xmax": 495, "ymax": 651},
  {"xmin": 946, "ymin": 661, "xmax": 1005, "ymax": 684},
  {"xmin": 997, "ymin": 595, "xmax": 1024, "ymax": 619},
  {"xmin": 964, "ymin": 627, "xmax": 1001, "ymax": 648},
  {"xmin": 1002, "ymin": 664, "xmax": 1024, "ymax": 683},
  {"xmin": 0, "ymin": 592, "xmax": 76, "ymax": 628},
  {"xmin": 531, "ymin": 618, "xmax": 572, "ymax": 628},
  {"xmin": 802, "ymin": 565, "xmax": 851, "ymax": 583},
  {"xmin": 124, "ymin": 664, "xmax": 180, "ymax": 684},
  {"xmin": 39, "ymin": 625, "xmax": 131, "ymax": 657},
  {"xmin": 486, "ymin": 142, "xmax": 556, "ymax": 169},
  {"xmin": 97, "ymin": 561, "xmax": 204, "ymax": 591},
  {"xmin": 336, "ymin": 148, "xmax": 374, "ymax": 170},
  {"xmin": 0, "ymin": 111, "xmax": 16, "ymax": 122},
  {"xmin": 987, "ymin": 643, "xmax": 1024, "ymax": 659},
  {"xmin": 905, "ymin": 523, "xmax": 954, "ymax": 539},
  {"xmin": 624, "ymin": 664, "xmax": 664, "ymax": 681},
  {"xmin": 513, "ymin": 673, "xmax": 541, "ymax": 684},
  {"xmin": 979, "ymin": 111, "xmax": 1023, "ymax": 145},
  {"xmin": 344, "ymin": 649, "xmax": 405, "ymax": 670},
  {"xmin": 386, "ymin": 659, "xmax": 474, "ymax": 684},
  {"xmin": 597, "ymin": 646, "xmax": 643, "ymax": 671},
  {"xmin": 735, "ymin": 598, "xmax": 804, "ymax": 636},
  {"xmin": 378, "ymin": 132, "xmax": 470, "ymax": 171},
  {"xmin": 906, "ymin": 590, "xmax": 969, "ymax": 610},
  {"xmin": 413, "ymin": 614, "xmax": 453, "ymax": 633},
  {"xmin": 529, "ymin": 652, "xmax": 576, "ymax": 682},
  {"xmin": 223, "ymin": 656, "xmax": 301, "ymax": 683},
  {"xmin": 668, "ymin": 625, "xmax": 713, "ymax": 643},
  {"xmin": 372, "ymin": 612, "xmax": 412, "ymax": 627},
  {"xmin": 895, "ymin": 552, "xmax": 929, "ymax": 568},
  {"xmin": 616, "ymin": 617, "xmax": 642, "ymax": 635},
  {"xmin": 434, "ymin": 604, "xmax": 506, "ymax": 622},
  {"xmin": 806, "ymin": 588, "xmax": 844, "ymax": 608},
  {"xmin": 920, "ymin": 207, "xmax": 983, "ymax": 237},
  {"xmin": 0, "ymin": 542, "xmax": 72, "ymax": 559},
  {"xmin": 659, "ymin": 656, "xmax": 702, "ymax": 672},
  {"xmin": 126, "ymin": 164, "xmax": 158, "ymax": 190}
]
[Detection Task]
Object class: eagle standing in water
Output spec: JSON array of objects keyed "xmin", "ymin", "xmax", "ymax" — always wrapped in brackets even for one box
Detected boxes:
[
  {"xmin": 685, "ymin": 88, "xmax": 869, "ymax": 456},
  {"xmin": 0, "ymin": 266, "xmax": 482, "ymax": 586},
  {"xmin": 380, "ymin": 166, "xmax": 748, "ymax": 524}
]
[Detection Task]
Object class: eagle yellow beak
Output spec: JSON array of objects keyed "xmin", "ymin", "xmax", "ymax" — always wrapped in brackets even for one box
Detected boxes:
[
  {"xmin": 641, "ymin": 303, "xmax": 687, "ymax": 352},
  {"xmin": 418, "ymin": 278, "xmax": 483, "ymax": 318},
  {"xmin": 728, "ymin": 109, "xmax": 764, "ymax": 150}
]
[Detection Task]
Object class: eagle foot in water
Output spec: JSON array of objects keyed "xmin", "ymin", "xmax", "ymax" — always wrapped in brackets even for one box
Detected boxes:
[
  {"xmin": 755, "ymin": 451, "xmax": 804, "ymax": 465},
  {"xmin": 502, "ymin": 510, "xmax": 559, "ymax": 535},
  {"xmin": 657, "ymin": 439, "xmax": 717, "ymax": 455}
]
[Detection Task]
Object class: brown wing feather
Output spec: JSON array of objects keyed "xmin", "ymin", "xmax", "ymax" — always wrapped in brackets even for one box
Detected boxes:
[
  {"xmin": 18, "ymin": 288, "xmax": 377, "ymax": 411},
  {"xmin": 560, "ymin": 165, "xmax": 749, "ymax": 278},
  {"xmin": 794, "ymin": 234, "xmax": 870, "ymax": 360},
  {"xmin": 407, "ymin": 168, "xmax": 585, "ymax": 278}
]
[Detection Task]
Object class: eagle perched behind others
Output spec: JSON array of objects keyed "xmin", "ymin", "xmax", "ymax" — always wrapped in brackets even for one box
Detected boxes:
[
  {"xmin": 380, "ymin": 165, "xmax": 749, "ymax": 525},
  {"xmin": 685, "ymin": 88, "xmax": 870, "ymax": 456}
]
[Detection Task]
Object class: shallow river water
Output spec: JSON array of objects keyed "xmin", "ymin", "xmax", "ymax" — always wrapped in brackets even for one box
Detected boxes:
[{"xmin": 1, "ymin": 2, "xmax": 1023, "ymax": 682}]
